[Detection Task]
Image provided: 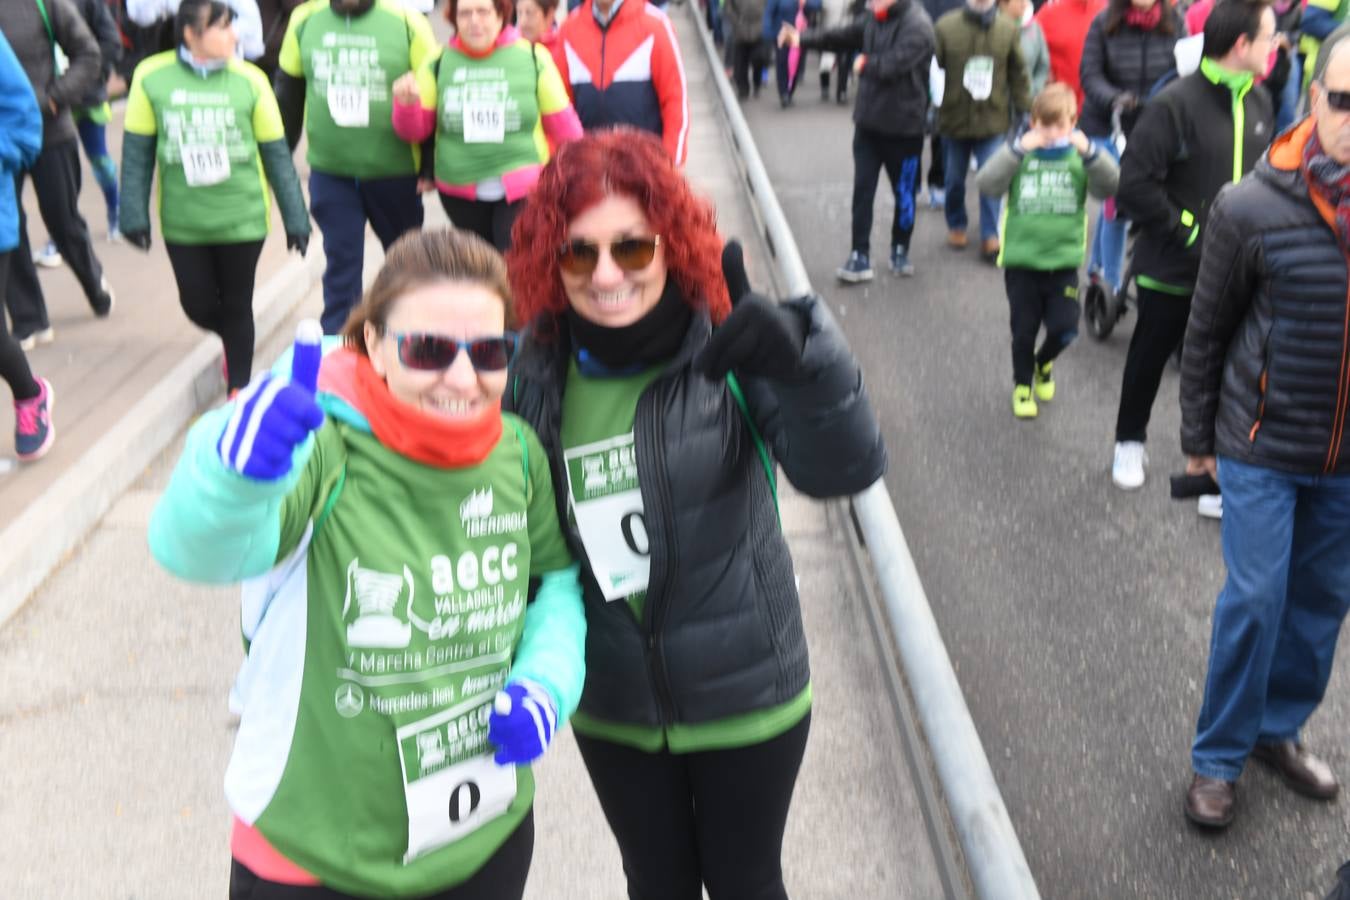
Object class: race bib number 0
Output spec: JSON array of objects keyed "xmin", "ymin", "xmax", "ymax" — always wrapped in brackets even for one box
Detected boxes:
[
  {"xmin": 963, "ymin": 56, "xmax": 994, "ymax": 102},
  {"xmin": 181, "ymin": 143, "xmax": 230, "ymax": 187},
  {"xmin": 564, "ymin": 433, "xmax": 649, "ymax": 602},
  {"xmin": 463, "ymin": 100, "xmax": 506, "ymax": 144},
  {"xmin": 327, "ymin": 85, "xmax": 370, "ymax": 128},
  {"xmin": 397, "ymin": 702, "xmax": 518, "ymax": 863}
]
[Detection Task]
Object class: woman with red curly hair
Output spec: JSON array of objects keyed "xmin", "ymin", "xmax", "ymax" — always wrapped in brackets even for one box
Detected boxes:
[{"xmin": 504, "ymin": 129, "xmax": 886, "ymax": 900}]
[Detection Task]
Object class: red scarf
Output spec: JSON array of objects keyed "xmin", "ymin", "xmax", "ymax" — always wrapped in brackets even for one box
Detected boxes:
[
  {"xmin": 1302, "ymin": 128, "xmax": 1350, "ymax": 258},
  {"xmin": 1124, "ymin": 2, "xmax": 1162, "ymax": 29},
  {"xmin": 351, "ymin": 353, "xmax": 503, "ymax": 468}
]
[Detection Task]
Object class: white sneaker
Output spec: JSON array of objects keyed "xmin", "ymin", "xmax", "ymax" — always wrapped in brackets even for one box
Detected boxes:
[
  {"xmin": 17, "ymin": 326, "xmax": 55, "ymax": 351},
  {"xmin": 1197, "ymin": 494, "xmax": 1223, "ymax": 520},
  {"xmin": 32, "ymin": 241, "xmax": 62, "ymax": 268},
  {"xmin": 1112, "ymin": 441, "xmax": 1148, "ymax": 490}
]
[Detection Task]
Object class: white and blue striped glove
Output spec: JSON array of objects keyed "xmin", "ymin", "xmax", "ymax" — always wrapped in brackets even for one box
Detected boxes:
[
  {"xmin": 218, "ymin": 321, "xmax": 324, "ymax": 481},
  {"xmin": 489, "ymin": 680, "xmax": 558, "ymax": 765}
]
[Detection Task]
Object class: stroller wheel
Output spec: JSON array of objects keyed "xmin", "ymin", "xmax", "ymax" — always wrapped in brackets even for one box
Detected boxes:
[{"xmin": 1084, "ymin": 278, "xmax": 1119, "ymax": 340}]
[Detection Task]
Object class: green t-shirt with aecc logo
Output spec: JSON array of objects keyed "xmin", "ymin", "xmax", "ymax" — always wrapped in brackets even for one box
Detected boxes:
[
  {"xmin": 997, "ymin": 147, "xmax": 1090, "ymax": 271},
  {"xmin": 124, "ymin": 52, "xmax": 284, "ymax": 244},
  {"xmin": 225, "ymin": 414, "xmax": 573, "ymax": 897},
  {"xmin": 278, "ymin": 0, "xmax": 441, "ymax": 179},
  {"xmin": 558, "ymin": 357, "xmax": 812, "ymax": 754}
]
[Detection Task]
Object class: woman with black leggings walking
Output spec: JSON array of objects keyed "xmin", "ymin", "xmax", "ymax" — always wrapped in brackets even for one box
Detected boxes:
[{"xmin": 119, "ymin": 0, "xmax": 310, "ymax": 395}]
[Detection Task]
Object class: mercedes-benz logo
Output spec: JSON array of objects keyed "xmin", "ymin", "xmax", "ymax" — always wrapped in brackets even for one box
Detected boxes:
[{"xmin": 335, "ymin": 682, "xmax": 365, "ymax": 718}]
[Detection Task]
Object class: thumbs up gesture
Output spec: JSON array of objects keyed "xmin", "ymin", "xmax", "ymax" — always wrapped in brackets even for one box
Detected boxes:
[
  {"xmin": 488, "ymin": 680, "xmax": 558, "ymax": 765},
  {"xmin": 218, "ymin": 320, "xmax": 325, "ymax": 481},
  {"xmin": 694, "ymin": 241, "xmax": 809, "ymax": 383}
]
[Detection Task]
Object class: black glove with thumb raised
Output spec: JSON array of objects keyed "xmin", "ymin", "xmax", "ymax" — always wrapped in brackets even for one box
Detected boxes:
[{"xmin": 694, "ymin": 240, "xmax": 808, "ymax": 382}]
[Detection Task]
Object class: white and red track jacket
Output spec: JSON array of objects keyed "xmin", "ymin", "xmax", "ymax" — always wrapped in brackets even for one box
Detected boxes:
[{"xmin": 553, "ymin": 0, "xmax": 690, "ymax": 165}]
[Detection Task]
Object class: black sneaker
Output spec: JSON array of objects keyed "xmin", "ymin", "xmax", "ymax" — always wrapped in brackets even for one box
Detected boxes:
[
  {"xmin": 836, "ymin": 251, "xmax": 873, "ymax": 284},
  {"xmin": 92, "ymin": 275, "xmax": 115, "ymax": 318},
  {"xmin": 889, "ymin": 244, "xmax": 915, "ymax": 276}
]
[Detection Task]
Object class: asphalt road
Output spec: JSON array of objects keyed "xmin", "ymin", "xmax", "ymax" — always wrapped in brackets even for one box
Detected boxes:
[{"xmin": 733, "ymin": 86, "xmax": 1350, "ymax": 899}]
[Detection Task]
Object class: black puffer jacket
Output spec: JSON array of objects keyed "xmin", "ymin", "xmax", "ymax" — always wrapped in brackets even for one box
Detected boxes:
[
  {"xmin": 506, "ymin": 292, "xmax": 886, "ymax": 727},
  {"xmin": 1077, "ymin": 9, "xmax": 1183, "ymax": 138},
  {"xmin": 1181, "ymin": 120, "xmax": 1350, "ymax": 475},
  {"xmin": 801, "ymin": 0, "xmax": 935, "ymax": 136},
  {"xmin": 1116, "ymin": 66, "xmax": 1273, "ymax": 293}
]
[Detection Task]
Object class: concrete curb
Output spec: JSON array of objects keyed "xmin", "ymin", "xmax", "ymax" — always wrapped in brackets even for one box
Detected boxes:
[{"xmin": 0, "ymin": 248, "xmax": 328, "ymax": 629}]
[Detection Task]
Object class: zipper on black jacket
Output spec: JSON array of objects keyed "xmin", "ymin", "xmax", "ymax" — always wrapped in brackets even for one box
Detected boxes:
[{"xmin": 634, "ymin": 378, "xmax": 680, "ymax": 725}]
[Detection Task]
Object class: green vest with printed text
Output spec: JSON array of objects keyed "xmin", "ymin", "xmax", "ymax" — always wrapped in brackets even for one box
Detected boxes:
[{"xmin": 998, "ymin": 148, "xmax": 1090, "ymax": 271}]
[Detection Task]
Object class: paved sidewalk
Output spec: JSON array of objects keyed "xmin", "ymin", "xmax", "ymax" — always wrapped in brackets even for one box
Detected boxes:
[{"xmin": 0, "ymin": 5, "xmax": 949, "ymax": 897}]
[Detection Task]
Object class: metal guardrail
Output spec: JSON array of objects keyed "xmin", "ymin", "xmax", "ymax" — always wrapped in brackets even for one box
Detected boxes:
[{"xmin": 685, "ymin": 10, "xmax": 1042, "ymax": 900}]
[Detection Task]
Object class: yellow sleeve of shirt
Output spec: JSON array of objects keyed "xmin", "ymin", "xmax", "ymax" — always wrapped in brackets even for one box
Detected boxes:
[
  {"xmin": 414, "ymin": 58, "xmax": 439, "ymax": 110},
  {"xmin": 236, "ymin": 61, "xmax": 287, "ymax": 143},
  {"xmin": 124, "ymin": 54, "xmax": 174, "ymax": 135},
  {"xmin": 535, "ymin": 44, "xmax": 571, "ymax": 115},
  {"xmin": 278, "ymin": 2, "xmax": 321, "ymax": 77},
  {"xmin": 1308, "ymin": 0, "xmax": 1340, "ymax": 12},
  {"xmin": 407, "ymin": 8, "xmax": 442, "ymax": 73}
]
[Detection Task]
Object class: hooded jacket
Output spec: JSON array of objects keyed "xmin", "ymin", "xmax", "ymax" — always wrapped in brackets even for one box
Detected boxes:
[
  {"xmin": 1181, "ymin": 118, "xmax": 1350, "ymax": 475},
  {"xmin": 1115, "ymin": 59, "xmax": 1273, "ymax": 294},
  {"xmin": 800, "ymin": 0, "xmax": 935, "ymax": 136},
  {"xmin": 934, "ymin": 3, "xmax": 1031, "ymax": 139},
  {"xmin": 0, "ymin": 0, "xmax": 101, "ymax": 148},
  {"xmin": 505, "ymin": 291, "xmax": 886, "ymax": 730}
]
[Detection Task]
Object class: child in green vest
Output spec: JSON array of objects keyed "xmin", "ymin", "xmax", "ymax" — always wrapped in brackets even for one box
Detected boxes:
[{"xmin": 976, "ymin": 82, "xmax": 1119, "ymax": 419}]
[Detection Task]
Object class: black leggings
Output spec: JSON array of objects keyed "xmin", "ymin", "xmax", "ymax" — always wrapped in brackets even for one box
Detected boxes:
[
  {"xmin": 228, "ymin": 810, "xmax": 534, "ymax": 900},
  {"xmin": 0, "ymin": 252, "xmax": 40, "ymax": 402},
  {"xmin": 438, "ymin": 195, "xmax": 523, "ymax": 252},
  {"xmin": 1115, "ymin": 285, "xmax": 1192, "ymax": 443},
  {"xmin": 574, "ymin": 712, "xmax": 811, "ymax": 900},
  {"xmin": 165, "ymin": 240, "xmax": 265, "ymax": 392}
]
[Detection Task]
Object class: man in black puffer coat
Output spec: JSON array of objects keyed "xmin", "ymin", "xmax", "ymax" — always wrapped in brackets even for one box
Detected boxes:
[
  {"xmin": 1180, "ymin": 36, "xmax": 1350, "ymax": 832},
  {"xmin": 788, "ymin": 0, "xmax": 935, "ymax": 283}
]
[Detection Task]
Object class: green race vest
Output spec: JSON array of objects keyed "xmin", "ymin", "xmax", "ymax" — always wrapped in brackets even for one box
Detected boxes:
[
  {"xmin": 432, "ymin": 42, "xmax": 545, "ymax": 187},
  {"xmin": 280, "ymin": 0, "xmax": 440, "ymax": 179},
  {"xmin": 998, "ymin": 148, "xmax": 1090, "ymax": 271},
  {"xmin": 124, "ymin": 53, "xmax": 282, "ymax": 244}
]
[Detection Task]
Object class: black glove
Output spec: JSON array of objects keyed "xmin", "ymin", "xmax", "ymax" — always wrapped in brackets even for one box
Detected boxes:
[
  {"xmin": 123, "ymin": 229, "xmax": 152, "ymax": 252},
  {"xmin": 695, "ymin": 241, "xmax": 807, "ymax": 382},
  {"xmin": 287, "ymin": 233, "xmax": 309, "ymax": 256}
]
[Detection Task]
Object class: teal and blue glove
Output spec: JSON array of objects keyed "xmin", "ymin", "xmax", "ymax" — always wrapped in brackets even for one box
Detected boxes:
[
  {"xmin": 218, "ymin": 320, "xmax": 324, "ymax": 481},
  {"xmin": 489, "ymin": 680, "xmax": 558, "ymax": 765}
]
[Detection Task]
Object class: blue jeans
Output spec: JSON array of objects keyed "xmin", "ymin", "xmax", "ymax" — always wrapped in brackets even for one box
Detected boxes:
[
  {"xmin": 943, "ymin": 135, "xmax": 1002, "ymax": 242},
  {"xmin": 75, "ymin": 118, "xmax": 118, "ymax": 230},
  {"xmin": 309, "ymin": 170, "xmax": 423, "ymax": 334},
  {"xmin": 1086, "ymin": 136, "xmax": 1126, "ymax": 293},
  {"xmin": 1275, "ymin": 53, "xmax": 1302, "ymax": 135},
  {"xmin": 1191, "ymin": 456, "xmax": 1350, "ymax": 781}
]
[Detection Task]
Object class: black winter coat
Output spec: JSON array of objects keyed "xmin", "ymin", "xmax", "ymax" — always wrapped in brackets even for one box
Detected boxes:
[
  {"xmin": 505, "ymin": 293, "xmax": 887, "ymax": 728},
  {"xmin": 1181, "ymin": 122, "xmax": 1350, "ymax": 475},
  {"xmin": 1116, "ymin": 68, "xmax": 1273, "ymax": 292},
  {"xmin": 1077, "ymin": 10, "xmax": 1182, "ymax": 138},
  {"xmin": 801, "ymin": 0, "xmax": 935, "ymax": 136},
  {"xmin": 71, "ymin": 0, "xmax": 122, "ymax": 109}
]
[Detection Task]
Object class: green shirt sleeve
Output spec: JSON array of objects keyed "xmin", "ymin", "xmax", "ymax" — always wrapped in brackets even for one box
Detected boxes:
[
  {"xmin": 407, "ymin": 7, "xmax": 441, "ymax": 73},
  {"xmin": 246, "ymin": 65, "xmax": 287, "ymax": 143},
  {"xmin": 124, "ymin": 65, "xmax": 157, "ymax": 136},
  {"xmin": 277, "ymin": 3, "xmax": 312, "ymax": 78}
]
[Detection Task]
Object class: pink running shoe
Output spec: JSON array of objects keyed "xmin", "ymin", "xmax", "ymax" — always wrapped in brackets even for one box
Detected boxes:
[{"xmin": 15, "ymin": 377, "xmax": 54, "ymax": 462}]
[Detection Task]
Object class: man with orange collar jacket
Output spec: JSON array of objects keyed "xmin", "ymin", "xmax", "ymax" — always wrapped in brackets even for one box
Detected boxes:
[
  {"xmin": 1179, "ymin": 35, "xmax": 1350, "ymax": 833},
  {"xmin": 552, "ymin": 0, "xmax": 690, "ymax": 165}
]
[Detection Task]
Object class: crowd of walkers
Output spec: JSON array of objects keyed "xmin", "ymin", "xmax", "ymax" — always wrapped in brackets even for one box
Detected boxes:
[{"xmin": 5, "ymin": 0, "xmax": 1350, "ymax": 895}]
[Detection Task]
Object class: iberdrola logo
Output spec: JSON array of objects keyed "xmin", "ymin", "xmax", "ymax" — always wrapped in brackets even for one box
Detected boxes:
[{"xmin": 460, "ymin": 486, "xmax": 493, "ymax": 524}]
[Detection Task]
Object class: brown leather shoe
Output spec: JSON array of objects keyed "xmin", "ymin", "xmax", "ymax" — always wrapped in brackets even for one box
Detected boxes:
[
  {"xmin": 981, "ymin": 237, "xmax": 1000, "ymax": 259},
  {"xmin": 947, "ymin": 229, "xmax": 968, "ymax": 249},
  {"xmin": 1251, "ymin": 741, "xmax": 1340, "ymax": 800},
  {"xmin": 1185, "ymin": 774, "xmax": 1236, "ymax": 828}
]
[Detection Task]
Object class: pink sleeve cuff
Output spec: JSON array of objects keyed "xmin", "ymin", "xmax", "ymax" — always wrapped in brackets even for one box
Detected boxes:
[
  {"xmin": 392, "ymin": 101, "xmax": 435, "ymax": 144},
  {"xmin": 541, "ymin": 107, "xmax": 583, "ymax": 144}
]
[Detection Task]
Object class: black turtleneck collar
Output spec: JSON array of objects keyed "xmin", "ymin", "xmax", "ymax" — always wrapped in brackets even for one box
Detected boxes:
[
  {"xmin": 331, "ymin": 0, "xmax": 376, "ymax": 17},
  {"xmin": 565, "ymin": 279, "xmax": 694, "ymax": 374}
]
